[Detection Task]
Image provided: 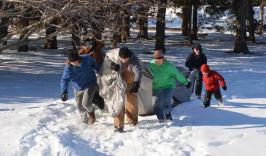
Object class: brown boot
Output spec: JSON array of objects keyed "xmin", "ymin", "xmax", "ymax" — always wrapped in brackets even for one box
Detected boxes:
[{"xmin": 88, "ymin": 112, "xmax": 96, "ymax": 124}]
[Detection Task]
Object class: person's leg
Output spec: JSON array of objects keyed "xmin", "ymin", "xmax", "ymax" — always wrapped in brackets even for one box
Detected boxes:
[
  {"xmin": 195, "ymin": 71, "xmax": 203, "ymax": 98},
  {"xmin": 74, "ymin": 89, "xmax": 87, "ymax": 123},
  {"xmin": 92, "ymin": 90, "xmax": 105, "ymax": 110},
  {"xmin": 153, "ymin": 89, "xmax": 164, "ymax": 121},
  {"xmin": 213, "ymin": 89, "xmax": 223, "ymax": 106},
  {"xmin": 114, "ymin": 106, "xmax": 125, "ymax": 132},
  {"xmin": 162, "ymin": 88, "xmax": 175, "ymax": 120},
  {"xmin": 125, "ymin": 92, "xmax": 138, "ymax": 125},
  {"xmin": 203, "ymin": 90, "xmax": 212, "ymax": 107},
  {"xmin": 82, "ymin": 84, "xmax": 98, "ymax": 124}
]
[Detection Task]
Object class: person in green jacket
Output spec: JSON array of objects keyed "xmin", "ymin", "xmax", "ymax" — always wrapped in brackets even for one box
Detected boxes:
[{"xmin": 149, "ymin": 50, "xmax": 191, "ymax": 123}]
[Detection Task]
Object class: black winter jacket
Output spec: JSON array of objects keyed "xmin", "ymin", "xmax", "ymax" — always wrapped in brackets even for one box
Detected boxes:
[{"xmin": 185, "ymin": 52, "xmax": 207, "ymax": 71}]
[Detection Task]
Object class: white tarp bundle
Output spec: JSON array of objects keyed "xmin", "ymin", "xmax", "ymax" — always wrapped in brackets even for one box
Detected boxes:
[{"xmin": 98, "ymin": 48, "xmax": 126, "ymax": 117}]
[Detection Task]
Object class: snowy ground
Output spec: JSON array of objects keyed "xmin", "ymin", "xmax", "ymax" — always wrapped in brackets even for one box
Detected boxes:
[{"xmin": 1, "ymin": 32, "xmax": 266, "ymax": 156}]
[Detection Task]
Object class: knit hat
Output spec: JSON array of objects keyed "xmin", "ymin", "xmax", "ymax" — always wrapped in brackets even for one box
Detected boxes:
[
  {"xmin": 192, "ymin": 43, "xmax": 202, "ymax": 51},
  {"xmin": 201, "ymin": 64, "xmax": 210, "ymax": 73},
  {"xmin": 119, "ymin": 47, "xmax": 132, "ymax": 59},
  {"xmin": 67, "ymin": 49, "xmax": 80, "ymax": 62},
  {"xmin": 153, "ymin": 49, "xmax": 164, "ymax": 59}
]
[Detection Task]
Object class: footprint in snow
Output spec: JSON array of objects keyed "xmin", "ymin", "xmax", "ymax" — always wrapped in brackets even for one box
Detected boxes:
[{"xmin": 208, "ymin": 140, "xmax": 232, "ymax": 147}]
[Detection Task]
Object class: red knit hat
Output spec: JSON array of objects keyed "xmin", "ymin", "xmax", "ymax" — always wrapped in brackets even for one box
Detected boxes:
[{"xmin": 201, "ymin": 64, "xmax": 210, "ymax": 73}]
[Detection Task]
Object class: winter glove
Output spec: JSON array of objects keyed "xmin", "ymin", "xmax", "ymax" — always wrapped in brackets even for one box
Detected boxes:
[
  {"xmin": 110, "ymin": 62, "xmax": 120, "ymax": 71},
  {"xmin": 61, "ymin": 91, "xmax": 68, "ymax": 101},
  {"xmin": 185, "ymin": 81, "xmax": 191, "ymax": 88},
  {"xmin": 222, "ymin": 86, "xmax": 227, "ymax": 91},
  {"xmin": 130, "ymin": 81, "xmax": 140, "ymax": 93}
]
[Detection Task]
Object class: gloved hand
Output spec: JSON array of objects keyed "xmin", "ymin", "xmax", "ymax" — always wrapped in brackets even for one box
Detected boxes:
[
  {"xmin": 61, "ymin": 91, "xmax": 68, "ymax": 101},
  {"xmin": 185, "ymin": 81, "xmax": 191, "ymax": 88},
  {"xmin": 130, "ymin": 81, "xmax": 140, "ymax": 93},
  {"xmin": 222, "ymin": 86, "xmax": 227, "ymax": 91},
  {"xmin": 110, "ymin": 62, "xmax": 120, "ymax": 71}
]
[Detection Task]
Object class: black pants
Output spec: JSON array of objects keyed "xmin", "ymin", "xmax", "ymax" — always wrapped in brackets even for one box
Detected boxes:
[
  {"xmin": 195, "ymin": 70, "xmax": 203, "ymax": 96},
  {"xmin": 92, "ymin": 91, "xmax": 105, "ymax": 110},
  {"xmin": 203, "ymin": 89, "xmax": 222, "ymax": 107}
]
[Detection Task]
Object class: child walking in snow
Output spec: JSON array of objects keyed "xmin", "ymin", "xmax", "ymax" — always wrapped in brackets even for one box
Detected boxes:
[{"xmin": 200, "ymin": 64, "xmax": 227, "ymax": 108}]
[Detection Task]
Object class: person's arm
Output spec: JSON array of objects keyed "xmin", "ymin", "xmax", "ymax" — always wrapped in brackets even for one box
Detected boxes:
[
  {"xmin": 202, "ymin": 53, "xmax": 207, "ymax": 64},
  {"xmin": 89, "ymin": 56, "xmax": 100, "ymax": 72},
  {"xmin": 214, "ymin": 71, "xmax": 226, "ymax": 88},
  {"xmin": 172, "ymin": 65, "xmax": 189, "ymax": 85},
  {"xmin": 61, "ymin": 65, "xmax": 71, "ymax": 93},
  {"xmin": 131, "ymin": 56, "xmax": 142, "ymax": 83}
]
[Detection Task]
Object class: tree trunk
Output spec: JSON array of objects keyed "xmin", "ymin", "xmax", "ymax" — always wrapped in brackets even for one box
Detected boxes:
[
  {"xmin": 44, "ymin": 21, "xmax": 58, "ymax": 49},
  {"xmin": 121, "ymin": 10, "xmax": 130, "ymax": 42},
  {"xmin": 112, "ymin": 14, "xmax": 122, "ymax": 48},
  {"xmin": 233, "ymin": 0, "xmax": 249, "ymax": 54},
  {"xmin": 182, "ymin": 2, "xmax": 190, "ymax": 36},
  {"xmin": 71, "ymin": 25, "xmax": 81, "ymax": 50},
  {"xmin": 138, "ymin": 7, "xmax": 148, "ymax": 39},
  {"xmin": 18, "ymin": 18, "xmax": 29, "ymax": 52},
  {"xmin": 155, "ymin": 0, "xmax": 166, "ymax": 53},
  {"xmin": 191, "ymin": 0, "xmax": 198, "ymax": 40},
  {"xmin": 123, "ymin": 13, "xmax": 131, "ymax": 41},
  {"xmin": 258, "ymin": 2, "xmax": 264, "ymax": 34},
  {"xmin": 182, "ymin": 0, "xmax": 193, "ymax": 44},
  {"xmin": 0, "ymin": 17, "xmax": 8, "ymax": 47},
  {"xmin": 0, "ymin": 2, "xmax": 8, "ymax": 51},
  {"xmin": 247, "ymin": 0, "xmax": 255, "ymax": 43}
]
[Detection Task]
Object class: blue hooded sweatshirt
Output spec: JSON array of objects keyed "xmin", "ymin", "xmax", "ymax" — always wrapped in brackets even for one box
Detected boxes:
[{"xmin": 61, "ymin": 55, "xmax": 99, "ymax": 93}]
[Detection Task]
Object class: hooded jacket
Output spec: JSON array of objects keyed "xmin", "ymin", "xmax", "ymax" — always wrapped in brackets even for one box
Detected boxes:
[{"xmin": 201, "ymin": 64, "xmax": 226, "ymax": 91}]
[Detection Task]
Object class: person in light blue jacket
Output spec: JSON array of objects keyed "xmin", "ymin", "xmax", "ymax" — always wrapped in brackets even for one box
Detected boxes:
[{"xmin": 61, "ymin": 49, "xmax": 99, "ymax": 124}]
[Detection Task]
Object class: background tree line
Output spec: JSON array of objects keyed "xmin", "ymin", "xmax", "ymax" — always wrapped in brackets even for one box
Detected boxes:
[{"xmin": 0, "ymin": 0, "xmax": 265, "ymax": 54}]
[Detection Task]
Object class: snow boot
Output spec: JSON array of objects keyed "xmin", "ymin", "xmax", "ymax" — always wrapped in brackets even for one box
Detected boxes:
[
  {"xmin": 114, "ymin": 127, "xmax": 126, "ymax": 133},
  {"xmin": 158, "ymin": 119, "xmax": 166, "ymax": 123},
  {"xmin": 204, "ymin": 104, "xmax": 210, "ymax": 108},
  {"xmin": 88, "ymin": 112, "xmax": 96, "ymax": 124},
  {"xmin": 165, "ymin": 113, "xmax": 172, "ymax": 120},
  {"xmin": 217, "ymin": 99, "xmax": 224, "ymax": 107}
]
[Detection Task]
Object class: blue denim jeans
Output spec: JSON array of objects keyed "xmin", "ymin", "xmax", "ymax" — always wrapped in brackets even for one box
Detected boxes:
[{"xmin": 153, "ymin": 88, "xmax": 175, "ymax": 120}]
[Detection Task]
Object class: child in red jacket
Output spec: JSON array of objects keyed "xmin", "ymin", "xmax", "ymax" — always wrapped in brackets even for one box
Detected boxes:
[{"xmin": 200, "ymin": 64, "xmax": 227, "ymax": 107}]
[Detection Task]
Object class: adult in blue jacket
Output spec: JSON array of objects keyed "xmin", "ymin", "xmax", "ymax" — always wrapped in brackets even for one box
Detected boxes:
[{"xmin": 61, "ymin": 49, "xmax": 99, "ymax": 124}]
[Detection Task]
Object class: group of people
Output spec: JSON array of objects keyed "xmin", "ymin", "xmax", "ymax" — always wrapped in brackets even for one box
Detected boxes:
[{"xmin": 60, "ymin": 38, "xmax": 227, "ymax": 133}]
